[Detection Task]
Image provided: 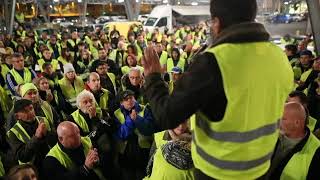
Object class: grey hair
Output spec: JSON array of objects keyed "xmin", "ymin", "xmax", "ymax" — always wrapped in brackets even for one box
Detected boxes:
[
  {"xmin": 129, "ymin": 67, "xmax": 142, "ymax": 76},
  {"xmin": 76, "ymin": 90, "xmax": 96, "ymax": 109}
]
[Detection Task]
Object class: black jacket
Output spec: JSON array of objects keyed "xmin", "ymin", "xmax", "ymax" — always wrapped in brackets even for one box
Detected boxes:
[
  {"xmin": 7, "ymin": 120, "xmax": 52, "ymax": 170},
  {"xmin": 43, "ymin": 143, "xmax": 101, "ymax": 180}
]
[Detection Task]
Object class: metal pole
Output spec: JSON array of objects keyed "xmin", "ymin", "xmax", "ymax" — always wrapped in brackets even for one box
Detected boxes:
[
  {"xmin": 9, "ymin": 0, "xmax": 17, "ymax": 35},
  {"xmin": 124, "ymin": 0, "xmax": 134, "ymax": 21},
  {"xmin": 4, "ymin": 0, "xmax": 9, "ymax": 33},
  {"xmin": 83, "ymin": 0, "xmax": 88, "ymax": 21},
  {"xmin": 306, "ymin": 0, "xmax": 320, "ymax": 55},
  {"xmin": 124, "ymin": 0, "xmax": 140, "ymax": 21}
]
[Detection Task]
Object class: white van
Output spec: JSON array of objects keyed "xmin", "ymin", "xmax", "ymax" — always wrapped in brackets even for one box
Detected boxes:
[{"xmin": 144, "ymin": 5, "xmax": 210, "ymax": 33}]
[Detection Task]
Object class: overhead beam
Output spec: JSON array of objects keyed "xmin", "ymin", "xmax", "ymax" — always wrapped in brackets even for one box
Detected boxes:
[
  {"xmin": 306, "ymin": 0, "xmax": 320, "ymax": 55},
  {"xmin": 124, "ymin": 0, "xmax": 140, "ymax": 21}
]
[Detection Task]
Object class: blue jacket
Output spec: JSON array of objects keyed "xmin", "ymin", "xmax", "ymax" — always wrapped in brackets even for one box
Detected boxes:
[{"xmin": 115, "ymin": 102, "xmax": 156, "ymax": 140}]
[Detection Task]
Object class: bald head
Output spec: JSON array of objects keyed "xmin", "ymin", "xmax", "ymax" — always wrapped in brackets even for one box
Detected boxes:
[
  {"xmin": 280, "ymin": 102, "xmax": 307, "ymax": 138},
  {"xmin": 57, "ymin": 121, "xmax": 81, "ymax": 149},
  {"xmin": 89, "ymin": 72, "xmax": 99, "ymax": 81},
  {"xmin": 284, "ymin": 102, "xmax": 306, "ymax": 123}
]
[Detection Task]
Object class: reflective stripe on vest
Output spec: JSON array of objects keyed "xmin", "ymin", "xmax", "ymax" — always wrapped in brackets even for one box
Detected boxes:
[
  {"xmin": 10, "ymin": 68, "xmax": 32, "ymax": 85},
  {"xmin": 71, "ymin": 109, "xmax": 90, "ymax": 134},
  {"xmin": 192, "ymin": 42, "xmax": 293, "ymax": 180},
  {"xmin": 166, "ymin": 58, "xmax": 185, "ymax": 73},
  {"xmin": 280, "ymin": 133, "xmax": 320, "ymax": 180},
  {"xmin": 46, "ymin": 137, "xmax": 106, "ymax": 180}
]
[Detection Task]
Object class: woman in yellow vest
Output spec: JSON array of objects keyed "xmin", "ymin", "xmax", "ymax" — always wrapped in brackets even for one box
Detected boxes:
[
  {"xmin": 57, "ymin": 48, "xmax": 73, "ymax": 67},
  {"xmin": 294, "ymin": 50, "xmax": 314, "ymax": 90},
  {"xmin": 58, "ymin": 63, "xmax": 84, "ymax": 113},
  {"xmin": 121, "ymin": 54, "xmax": 144, "ymax": 76},
  {"xmin": 165, "ymin": 48, "xmax": 186, "ymax": 73}
]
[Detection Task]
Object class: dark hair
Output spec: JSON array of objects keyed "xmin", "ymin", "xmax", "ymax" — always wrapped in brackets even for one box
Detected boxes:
[
  {"xmin": 42, "ymin": 62, "xmax": 52, "ymax": 70},
  {"xmin": 289, "ymin": 90, "xmax": 309, "ymax": 106},
  {"xmin": 171, "ymin": 48, "xmax": 180, "ymax": 60},
  {"xmin": 285, "ymin": 44, "xmax": 298, "ymax": 55},
  {"xmin": 12, "ymin": 52, "xmax": 23, "ymax": 59},
  {"xmin": 127, "ymin": 44, "xmax": 137, "ymax": 56},
  {"xmin": 210, "ymin": 0, "xmax": 257, "ymax": 28},
  {"xmin": 6, "ymin": 164, "xmax": 38, "ymax": 180}
]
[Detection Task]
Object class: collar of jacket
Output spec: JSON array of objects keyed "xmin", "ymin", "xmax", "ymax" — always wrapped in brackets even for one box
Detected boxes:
[
  {"xmin": 85, "ymin": 84, "xmax": 104, "ymax": 98},
  {"xmin": 210, "ymin": 22, "xmax": 270, "ymax": 47},
  {"xmin": 270, "ymin": 128, "xmax": 311, "ymax": 179},
  {"xmin": 79, "ymin": 109, "xmax": 92, "ymax": 121},
  {"xmin": 58, "ymin": 141, "xmax": 85, "ymax": 159}
]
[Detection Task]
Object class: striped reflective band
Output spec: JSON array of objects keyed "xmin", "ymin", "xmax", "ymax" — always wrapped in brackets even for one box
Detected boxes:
[
  {"xmin": 196, "ymin": 114, "xmax": 279, "ymax": 143},
  {"xmin": 192, "ymin": 134, "xmax": 273, "ymax": 170}
]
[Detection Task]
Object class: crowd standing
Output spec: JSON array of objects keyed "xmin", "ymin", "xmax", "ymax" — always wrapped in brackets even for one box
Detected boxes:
[{"xmin": 0, "ymin": 0, "xmax": 320, "ymax": 179}]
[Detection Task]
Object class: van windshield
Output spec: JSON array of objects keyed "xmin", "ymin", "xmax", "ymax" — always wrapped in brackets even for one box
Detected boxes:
[{"xmin": 145, "ymin": 18, "xmax": 158, "ymax": 26}]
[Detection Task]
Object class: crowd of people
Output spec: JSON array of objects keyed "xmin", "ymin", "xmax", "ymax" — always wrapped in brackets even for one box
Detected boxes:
[{"xmin": 0, "ymin": 0, "xmax": 320, "ymax": 179}]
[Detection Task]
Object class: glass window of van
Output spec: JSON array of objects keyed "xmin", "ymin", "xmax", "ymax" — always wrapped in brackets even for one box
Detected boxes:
[
  {"xmin": 145, "ymin": 18, "xmax": 157, "ymax": 26},
  {"xmin": 156, "ymin": 17, "xmax": 167, "ymax": 27}
]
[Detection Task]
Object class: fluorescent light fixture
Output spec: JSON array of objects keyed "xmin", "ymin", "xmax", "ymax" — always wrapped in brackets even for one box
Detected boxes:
[{"xmin": 191, "ymin": 2, "xmax": 198, "ymax": 5}]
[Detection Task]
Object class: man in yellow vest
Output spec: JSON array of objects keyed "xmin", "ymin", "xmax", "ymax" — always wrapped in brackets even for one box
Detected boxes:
[
  {"xmin": 92, "ymin": 60, "xmax": 117, "ymax": 96},
  {"xmin": 142, "ymin": 0, "xmax": 293, "ymax": 179},
  {"xmin": 36, "ymin": 48, "xmax": 61, "ymax": 73},
  {"xmin": 268, "ymin": 102, "xmax": 320, "ymax": 179},
  {"xmin": 6, "ymin": 53, "xmax": 37, "ymax": 96},
  {"xmin": 86, "ymin": 72, "xmax": 117, "ymax": 116},
  {"xmin": 6, "ymin": 83, "xmax": 60, "ymax": 136},
  {"xmin": 114, "ymin": 90, "xmax": 155, "ymax": 180},
  {"xmin": 43, "ymin": 121, "xmax": 107, "ymax": 180},
  {"xmin": 121, "ymin": 67, "xmax": 145, "ymax": 104},
  {"xmin": 287, "ymin": 90, "xmax": 318, "ymax": 132},
  {"xmin": 7, "ymin": 99, "xmax": 53, "ymax": 176}
]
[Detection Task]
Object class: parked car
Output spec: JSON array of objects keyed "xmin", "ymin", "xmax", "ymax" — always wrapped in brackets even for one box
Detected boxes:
[
  {"xmin": 95, "ymin": 16, "xmax": 111, "ymax": 24},
  {"xmin": 52, "ymin": 18, "xmax": 73, "ymax": 27},
  {"xmin": 267, "ymin": 14, "xmax": 293, "ymax": 24},
  {"xmin": 290, "ymin": 13, "xmax": 307, "ymax": 22}
]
